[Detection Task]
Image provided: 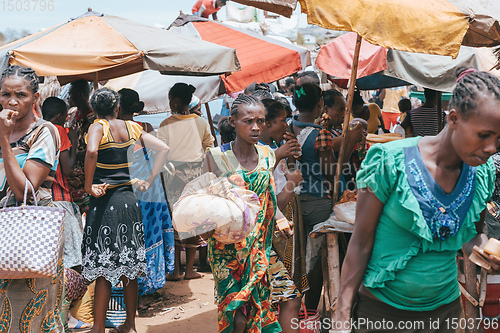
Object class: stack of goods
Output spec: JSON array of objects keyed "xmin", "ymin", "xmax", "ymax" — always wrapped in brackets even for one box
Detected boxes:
[{"xmin": 333, "ymin": 190, "xmax": 357, "ymax": 224}]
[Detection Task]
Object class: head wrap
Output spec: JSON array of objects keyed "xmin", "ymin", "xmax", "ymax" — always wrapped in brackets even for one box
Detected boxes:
[
  {"xmin": 457, "ymin": 68, "xmax": 478, "ymax": 83},
  {"xmin": 189, "ymin": 95, "xmax": 200, "ymax": 111}
]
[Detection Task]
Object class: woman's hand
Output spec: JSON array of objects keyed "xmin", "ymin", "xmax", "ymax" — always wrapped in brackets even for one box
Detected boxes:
[
  {"xmin": 134, "ymin": 179, "xmax": 151, "ymax": 192},
  {"xmin": 275, "ymin": 139, "xmax": 302, "ymax": 161},
  {"xmin": 346, "ymin": 123, "xmax": 364, "ymax": 144},
  {"xmin": 284, "ymin": 169, "xmax": 303, "ymax": 189},
  {"xmin": 87, "ymin": 183, "xmax": 108, "ymax": 198},
  {"xmin": 0, "ymin": 109, "xmax": 19, "ymax": 142},
  {"xmin": 283, "ymin": 131, "xmax": 296, "ymax": 142},
  {"xmin": 484, "ymin": 253, "xmax": 500, "ymax": 274}
]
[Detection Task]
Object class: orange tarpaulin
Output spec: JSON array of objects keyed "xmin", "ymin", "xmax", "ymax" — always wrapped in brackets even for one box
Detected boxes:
[
  {"xmin": 169, "ymin": 14, "xmax": 308, "ymax": 94},
  {"xmin": 191, "ymin": 20, "xmax": 303, "ymax": 93}
]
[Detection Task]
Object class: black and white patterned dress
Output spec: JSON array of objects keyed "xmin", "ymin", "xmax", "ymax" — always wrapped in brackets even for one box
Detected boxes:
[{"xmin": 81, "ymin": 119, "xmax": 147, "ymax": 284}]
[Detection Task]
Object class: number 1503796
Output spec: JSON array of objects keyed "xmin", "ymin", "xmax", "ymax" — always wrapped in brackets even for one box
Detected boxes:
[{"xmin": 1, "ymin": 0, "xmax": 54, "ymax": 11}]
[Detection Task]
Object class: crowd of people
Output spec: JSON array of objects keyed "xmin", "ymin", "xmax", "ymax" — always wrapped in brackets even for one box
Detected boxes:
[{"xmin": 0, "ymin": 64, "xmax": 500, "ymax": 333}]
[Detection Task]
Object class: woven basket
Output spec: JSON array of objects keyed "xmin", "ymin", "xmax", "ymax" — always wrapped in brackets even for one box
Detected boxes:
[{"xmin": 105, "ymin": 286, "xmax": 126, "ymax": 328}]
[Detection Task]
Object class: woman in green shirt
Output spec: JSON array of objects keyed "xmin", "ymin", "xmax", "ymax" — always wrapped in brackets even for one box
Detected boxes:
[{"xmin": 335, "ymin": 70, "xmax": 500, "ymax": 332}]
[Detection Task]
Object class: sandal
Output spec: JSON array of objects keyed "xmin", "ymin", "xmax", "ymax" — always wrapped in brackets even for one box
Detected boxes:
[{"xmin": 68, "ymin": 318, "xmax": 92, "ymax": 332}]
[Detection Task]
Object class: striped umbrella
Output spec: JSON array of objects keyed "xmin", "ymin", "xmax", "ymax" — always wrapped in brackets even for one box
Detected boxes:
[{"xmin": 169, "ymin": 13, "xmax": 310, "ymax": 93}]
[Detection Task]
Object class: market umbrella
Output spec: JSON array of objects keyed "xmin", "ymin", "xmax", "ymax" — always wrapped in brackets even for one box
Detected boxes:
[
  {"xmin": 105, "ymin": 70, "xmax": 224, "ymax": 114},
  {"xmin": 316, "ymin": 32, "xmax": 500, "ymax": 92},
  {"xmin": 299, "ymin": 0, "xmax": 500, "ymax": 58},
  {"xmin": 168, "ymin": 13, "xmax": 310, "ymax": 93},
  {"xmin": 0, "ymin": 10, "xmax": 241, "ymax": 84}
]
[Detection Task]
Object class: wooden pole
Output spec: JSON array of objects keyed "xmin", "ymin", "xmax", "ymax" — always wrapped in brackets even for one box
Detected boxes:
[
  {"xmin": 332, "ymin": 34, "xmax": 362, "ymax": 206},
  {"xmin": 93, "ymin": 72, "xmax": 99, "ymax": 90},
  {"xmin": 436, "ymin": 91, "xmax": 442, "ymax": 133},
  {"xmin": 326, "ymin": 233, "xmax": 340, "ymax": 315},
  {"xmin": 204, "ymin": 102, "xmax": 218, "ymax": 147},
  {"xmin": 463, "ymin": 255, "xmax": 481, "ymax": 333}
]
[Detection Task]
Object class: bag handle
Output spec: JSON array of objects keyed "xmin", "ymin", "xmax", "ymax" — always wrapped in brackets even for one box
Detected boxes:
[
  {"xmin": 300, "ymin": 301, "xmax": 309, "ymax": 320},
  {"xmin": 3, "ymin": 179, "xmax": 37, "ymax": 208}
]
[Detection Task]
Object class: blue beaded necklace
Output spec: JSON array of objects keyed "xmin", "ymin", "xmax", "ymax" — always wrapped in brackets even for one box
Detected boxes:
[{"xmin": 404, "ymin": 145, "xmax": 476, "ymax": 240}]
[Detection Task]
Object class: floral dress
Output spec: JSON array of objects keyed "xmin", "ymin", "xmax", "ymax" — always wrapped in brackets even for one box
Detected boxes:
[
  {"xmin": 81, "ymin": 120, "xmax": 147, "ymax": 285},
  {"xmin": 208, "ymin": 142, "xmax": 281, "ymax": 333}
]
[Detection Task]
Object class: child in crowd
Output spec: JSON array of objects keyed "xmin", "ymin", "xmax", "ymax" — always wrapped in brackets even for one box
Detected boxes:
[
  {"xmin": 397, "ymin": 97, "xmax": 413, "ymax": 137},
  {"xmin": 218, "ymin": 116, "xmax": 236, "ymax": 144}
]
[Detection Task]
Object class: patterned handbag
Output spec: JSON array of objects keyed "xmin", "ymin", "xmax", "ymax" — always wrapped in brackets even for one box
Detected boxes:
[{"xmin": 0, "ymin": 180, "xmax": 65, "ymax": 279}]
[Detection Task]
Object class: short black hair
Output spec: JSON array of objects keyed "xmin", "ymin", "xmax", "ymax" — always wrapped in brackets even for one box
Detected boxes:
[
  {"xmin": 450, "ymin": 69, "xmax": 500, "ymax": 117},
  {"xmin": 275, "ymin": 96, "xmax": 292, "ymax": 118},
  {"xmin": 352, "ymin": 89, "xmax": 364, "ymax": 107},
  {"xmin": 292, "ymin": 83, "xmax": 322, "ymax": 113},
  {"xmin": 252, "ymin": 89, "xmax": 273, "ymax": 101},
  {"xmin": 424, "ymin": 88, "xmax": 437, "ymax": 103},
  {"xmin": 297, "ymin": 71, "xmax": 320, "ymax": 85},
  {"xmin": 69, "ymin": 79, "xmax": 90, "ymax": 97},
  {"xmin": 42, "ymin": 97, "xmax": 68, "ymax": 121},
  {"xmin": 323, "ymin": 89, "xmax": 344, "ymax": 108},
  {"xmin": 285, "ymin": 78, "xmax": 295, "ymax": 87},
  {"xmin": 90, "ymin": 88, "xmax": 119, "ymax": 117},
  {"xmin": 118, "ymin": 88, "xmax": 144, "ymax": 115},
  {"xmin": 262, "ymin": 98, "xmax": 285, "ymax": 122},
  {"xmin": 398, "ymin": 98, "xmax": 412, "ymax": 113},
  {"xmin": 218, "ymin": 116, "xmax": 236, "ymax": 144},
  {"xmin": 169, "ymin": 83, "xmax": 196, "ymax": 106},
  {"xmin": 1, "ymin": 65, "xmax": 39, "ymax": 94}
]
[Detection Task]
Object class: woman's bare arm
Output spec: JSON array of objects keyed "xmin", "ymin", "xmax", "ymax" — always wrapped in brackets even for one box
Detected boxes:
[
  {"xmin": 335, "ymin": 188, "xmax": 384, "ymax": 324},
  {"xmin": 0, "ymin": 110, "xmax": 51, "ymax": 200},
  {"xmin": 84, "ymin": 122, "xmax": 104, "ymax": 195},
  {"xmin": 139, "ymin": 131, "xmax": 169, "ymax": 186}
]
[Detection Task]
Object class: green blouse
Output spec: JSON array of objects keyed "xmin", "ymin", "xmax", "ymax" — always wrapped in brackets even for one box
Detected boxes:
[{"xmin": 356, "ymin": 137, "xmax": 495, "ymax": 311}]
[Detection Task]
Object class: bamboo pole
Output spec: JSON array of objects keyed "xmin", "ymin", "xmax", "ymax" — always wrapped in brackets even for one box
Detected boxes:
[
  {"xmin": 204, "ymin": 102, "xmax": 218, "ymax": 147},
  {"xmin": 332, "ymin": 34, "xmax": 362, "ymax": 205}
]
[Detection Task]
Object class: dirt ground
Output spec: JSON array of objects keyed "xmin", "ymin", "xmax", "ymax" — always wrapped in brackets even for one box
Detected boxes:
[{"xmin": 135, "ymin": 272, "xmax": 217, "ymax": 333}]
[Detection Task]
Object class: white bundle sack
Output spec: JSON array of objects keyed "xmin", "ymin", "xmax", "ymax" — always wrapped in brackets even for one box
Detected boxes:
[
  {"xmin": 173, "ymin": 172, "xmax": 261, "ymax": 243},
  {"xmin": 333, "ymin": 201, "xmax": 357, "ymax": 224}
]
